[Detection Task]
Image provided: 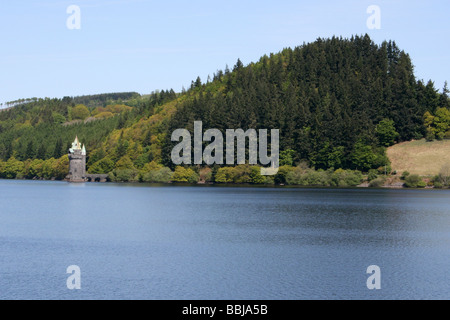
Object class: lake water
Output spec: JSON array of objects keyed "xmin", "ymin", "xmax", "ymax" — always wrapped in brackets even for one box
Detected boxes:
[{"xmin": 0, "ymin": 180, "xmax": 449, "ymax": 300}]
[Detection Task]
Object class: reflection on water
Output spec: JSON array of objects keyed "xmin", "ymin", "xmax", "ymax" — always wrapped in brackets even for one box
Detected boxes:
[{"xmin": 0, "ymin": 180, "xmax": 449, "ymax": 300}]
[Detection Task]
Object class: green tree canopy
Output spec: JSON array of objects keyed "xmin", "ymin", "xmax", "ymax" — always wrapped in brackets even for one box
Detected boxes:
[
  {"xmin": 71, "ymin": 104, "xmax": 91, "ymax": 120},
  {"xmin": 376, "ymin": 119, "xmax": 400, "ymax": 147}
]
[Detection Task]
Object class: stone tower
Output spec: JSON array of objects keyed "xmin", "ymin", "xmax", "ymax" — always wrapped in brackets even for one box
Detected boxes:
[{"xmin": 68, "ymin": 136, "xmax": 86, "ymax": 182}]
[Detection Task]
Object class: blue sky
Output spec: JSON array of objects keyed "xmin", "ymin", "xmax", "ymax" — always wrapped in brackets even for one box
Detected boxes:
[{"xmin": 1, "ymin": 0, "xmax": 449, "ymax": 104}]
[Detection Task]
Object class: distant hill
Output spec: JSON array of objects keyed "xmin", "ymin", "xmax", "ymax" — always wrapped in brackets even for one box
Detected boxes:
[
  {"xmin": 71, "ymin": 92, "xmax": 141, "ymax": 108},
  {"xmin": 387, "ymin": 139, "xmax": 450, "ymax": 176}
]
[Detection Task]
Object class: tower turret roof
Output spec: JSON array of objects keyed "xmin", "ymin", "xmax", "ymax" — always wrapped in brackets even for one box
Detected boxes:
[{"xmin": 69, "ymin": 136, "xmax": 83, "ymax": 153}]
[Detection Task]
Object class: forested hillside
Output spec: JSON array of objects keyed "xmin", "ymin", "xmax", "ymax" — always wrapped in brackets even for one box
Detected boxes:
[
  {"xmin": 1, "ymin": 35, "xmax": 449, "ymax": 186},
  {"xmin": 164, "ymin": 35, "xmax": 449, "ymax": 170}
]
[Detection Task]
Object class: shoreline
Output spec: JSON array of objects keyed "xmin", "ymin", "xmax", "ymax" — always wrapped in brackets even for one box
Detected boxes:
[{"xmin": 1, "ymin": 177, "xmax": 448, "ymax": 190}]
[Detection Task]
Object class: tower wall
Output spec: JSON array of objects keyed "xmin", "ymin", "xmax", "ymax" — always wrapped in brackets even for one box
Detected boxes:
[{"xmin": 68, "ymin": 151, "xmax": 86, "ymax": 182}]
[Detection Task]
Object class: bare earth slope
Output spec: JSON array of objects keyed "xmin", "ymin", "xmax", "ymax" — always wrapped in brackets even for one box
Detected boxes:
[{"xmin": 387, "ymin": 139, "xmax": 450, "ymax": 176}]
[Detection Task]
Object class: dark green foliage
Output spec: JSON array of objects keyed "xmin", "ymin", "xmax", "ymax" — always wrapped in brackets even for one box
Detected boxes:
[
  {"xmin": 72, "ymin": 92, "xmax": 140, "ymax": 108},
  {"xmin": 36, "ymin": 144, "xmax": 47, "ymax": 160},
  {"xmin": 0, "ymin": 94, "xmax": 140, "ymax": 164},
  {"xmin": 401, "ymin": 171, "xmax": 410, "ymax": 180},
  {"xmin": 53, "ymin": 138, "xmax": 64, "ymax": 159},
  {"xmin": 274, "ymin": 166, "xmax": 294, "ymax": 184},
  {"xmin": 165, "ymin": 35, "xmax": 439, "ymax": 171},
  {"xmin": 89, "ymin": 157, "xmax": 115, "ymax": 174},
  {"xmin": 25, "ymin": 141, "xmax": 36, "ymax": 160},
  {"xmin": 404, "ymin": 174, "xmax": 426, "ymax": 188},
  {"xmin": 349, "ymin": 143, "xmax": 389, "ymax": 172},
  {"xmin": 368, "ymin": 169, "xmax": 379, "ymax": 182}
]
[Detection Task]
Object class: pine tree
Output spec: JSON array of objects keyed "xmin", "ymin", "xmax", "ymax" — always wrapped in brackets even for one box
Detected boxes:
[
  {"xmin": 53, "ymin": 138, "xmax": 64, "ymax": 159},
  {"xmin": 37, "ymin": 144, "xmax": 46, "ymax": 160},
  {"xmin": 26, "ymin": 141, "xmax": 36, "ymax": 160},
  {"xmin": 440, "ymin": 81, "xmax": 450, "ymax": 109}
]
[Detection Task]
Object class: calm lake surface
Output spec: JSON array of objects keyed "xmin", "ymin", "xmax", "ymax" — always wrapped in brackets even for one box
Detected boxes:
[{"xmin": 0, "ymin": 180, "xmax": 449, "ymax": 300}]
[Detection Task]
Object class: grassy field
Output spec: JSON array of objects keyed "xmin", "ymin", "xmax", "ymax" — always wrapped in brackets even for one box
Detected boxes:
[{"xmin": 387, "ymin": 139, "xmax": 450, "ymax": 176}]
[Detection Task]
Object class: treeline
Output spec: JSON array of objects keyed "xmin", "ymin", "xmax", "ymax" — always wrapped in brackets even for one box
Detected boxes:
[
  {"xmin": 71, "ymin": 92, "xmax": 141, "ymax": 108},
  {"xmin": 0, "ymin": 156, "xmax": 69, "ymax": 180},
  {"xmin": 0, "ymin": 89, "xmax": 177, "ymax": 163},
  {"xmin": 1, "ymin": 35, "xmax": 449, "ymax": 184},
  {"xmin": 2, "ymin": 156, "xmax": 449, "ymax": 188},
  {"xmin": 100, "ymin": 161, "xmax": 368, "ymax": 187},
  {"xmin": 0, "ymin": 155, "xmax": 364, "ymax": 186},
  {"xmin": 0, "ymin": 117, "xmax": 122, "ymax": 162},
  {"xmin": 0, "ymin": 98, "xmax": 38, "ymax": 109}
]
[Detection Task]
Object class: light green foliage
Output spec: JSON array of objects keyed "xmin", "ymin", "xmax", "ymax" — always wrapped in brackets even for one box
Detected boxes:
[
  {"xmin": 330, "ymin": 169, "xmax": 363, "ymax": 187},
  {"xmin": 52, "ymin": 112, "xmax": 66, "ymax": 124},
  {"xmin": 26, "ymin": 159, "xmax": 44, "ymax": 178},
  {"xmin": 109, "ymin": 169, "xmax": 139, "ymax": 182},
  {"xmin": 52, "ymin": 155, "xmax": 70, "ymax": 180},
  {"xmin": 230, "ymin": 165, "xmax": 252, "ymax": 184},
  {"xmin": 141, "ymin": 167, "xmax": 173, "ymax": 183},
  {"xmin": 404, "ymin": 174, "xmax": 426, "ymax": 188},
  {"xmin": 1, "ymin": 157, "xmax": 25, "ymax": 179},
  {"xmin": 280, "ymin": 150, "xmax": 296, "ymax": 166},
  {"xmin": 93, "ymin": 112, "xmax": 114, "ymax": 119},
  {"xmin": 214, "ymin": 167, "xmax": 235, "ymax": 184},
  {"xmin": 249, "ymin": 166, "xmax": 266, "ymax": 184},
  {"xmin": 376, "ymin": 119, "xmax": 400, "ymax": 147},
  {"xmin": 70, "ymin": 104, "xmax": 91, "ymax": 121},
  {"xmin": 214, "ymin": 165, "xmax": 269, "ymax": 184},
  {"xmin": 172, "ymin": 167, "xmax": 199, "ymax": 183},
  {"xmin": 434, "ymin": 108, "xmax": 450, "ymax": 140},
  {"xmin": 424, "ymin": 108, "xmax": 450, "ymax": 141},
  {"xmin": 116, "ymin": 155, "xmax": 135, "ymax": 170},
  {"xmin": 417, "ymin": 181, "xmax": 427, "ymax": 188},
  {"xmin": 285, "ymin": 166, "xmax": 363, "ymax": 187},
  {"xmin": 91, "ymin": 105, "xmax": 133, "ymax": 117},
  {"xmin": 0, "ymin": 155, "xmax": 68, "ymax": 180}
]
